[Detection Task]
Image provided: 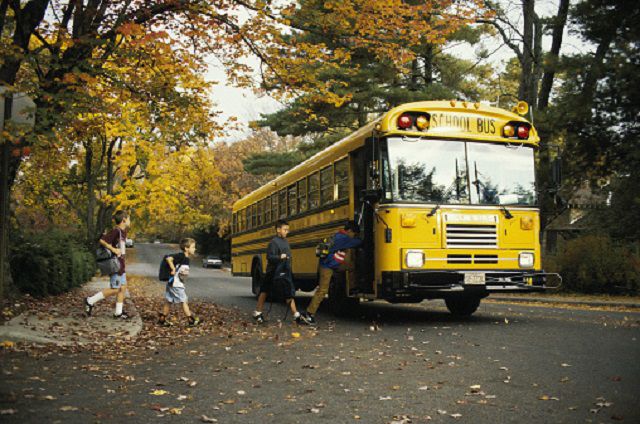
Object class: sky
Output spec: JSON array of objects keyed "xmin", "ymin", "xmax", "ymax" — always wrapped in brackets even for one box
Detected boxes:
[{"xmin": 205, "ymin": 0, "xmax": 590, "ymax": 142}]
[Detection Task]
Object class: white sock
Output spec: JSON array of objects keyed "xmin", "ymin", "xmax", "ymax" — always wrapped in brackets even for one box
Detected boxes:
[
  {"xmin": 88, "ymin": 292, "xmax": 104, "ymax": 305},
  {"xmin": 253, "ymin": 310, "xmax": 262, "ymax": 317},
  {"xmin": 293, "ymin": 312, "xmax": 300, "ymax": 319},
  {"xmin": 115, "ymin": 302, "xmax": 123, "ymax": 315}
]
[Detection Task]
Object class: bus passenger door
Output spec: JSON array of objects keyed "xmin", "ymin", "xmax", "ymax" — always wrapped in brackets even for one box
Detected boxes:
[{"xmin": 351, "ymin": 144, "xmax": 375, "ymax": 294}]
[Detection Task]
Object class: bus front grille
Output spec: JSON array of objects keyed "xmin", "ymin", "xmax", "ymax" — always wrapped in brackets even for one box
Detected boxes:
[
  {"xmin": 446, "ymin": 224, "xmax": 497, "ymax": 249},
  {"xmin": 447, "ymin": 254, "xmax": 498, "ymax": 264}
]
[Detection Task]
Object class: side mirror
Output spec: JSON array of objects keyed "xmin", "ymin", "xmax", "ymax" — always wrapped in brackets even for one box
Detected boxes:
[{"xmin": 368, "ymin": 160, "xmax": 380, "ymax": 181}]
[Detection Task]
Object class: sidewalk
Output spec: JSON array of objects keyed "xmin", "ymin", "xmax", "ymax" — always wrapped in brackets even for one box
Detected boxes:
[{"xmin": 0, "ymin": 277, "xmax": 142, "ymax": 346}]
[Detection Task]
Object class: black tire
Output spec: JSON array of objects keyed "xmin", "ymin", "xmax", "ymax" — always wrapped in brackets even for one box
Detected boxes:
[
  {"xmin": 251, "ymin": 264, "xmax": 262, "ymax": 297},
  {"xmin": 327, "ymin": 272, "xmax": 359, "ymax": 315},
  {"xmin": 444, "ymin": 296, "xmax": 481, "ymax": 317}
]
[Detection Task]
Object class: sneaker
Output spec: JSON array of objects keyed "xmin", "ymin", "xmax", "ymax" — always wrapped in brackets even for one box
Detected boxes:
[
  {"xmin": 158, "ymin": 319, "xmax": 174, "ymax": 327},
  {"xmin": 304, "ymin": 312, "xmax": 317, "ymax": 326},
  {"xmin": 114, "ymin": 311, "xmax": 130, "ymax": 320},
  {"xmin": 294, "ymin": 313, "xmax": 309, "ymax": 325},
  {"xmin": 253, "ymin": 312, "xmax": 265, "ymax": 324},
  {"xmin": 84, "ymin": 298, "xmax": 94, "ymax": 316},
  {"xmin": 188, "ymin": 316, "xmax": 201, "ymax": 327}
]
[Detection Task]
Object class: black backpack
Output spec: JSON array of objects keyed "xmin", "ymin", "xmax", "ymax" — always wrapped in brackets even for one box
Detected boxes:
[
  {"xmin": 315, "ymin": 235, "xmax": 336, "ymax": 259},
  {"xmin": 158, "ymin": 254, "xmax": 172, "ymax": 281},
  {"xmin": 271, "ymin": 261, "xmax": 295, "ymax": 299}
]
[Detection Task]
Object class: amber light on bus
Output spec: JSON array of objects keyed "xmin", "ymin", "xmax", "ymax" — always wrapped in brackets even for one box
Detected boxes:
[
  {"xmin": 502, "ymin": 122, "xmax": 531, "ymax": 140},
  {"xmin": 415, "ymin": 114, "xmax": 430, "ymax": 130}
]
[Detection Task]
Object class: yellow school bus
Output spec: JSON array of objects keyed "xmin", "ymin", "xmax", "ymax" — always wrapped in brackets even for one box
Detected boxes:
[{"xmin": 231, "ymin": 100, "xmax": 559, "ymax": 316}]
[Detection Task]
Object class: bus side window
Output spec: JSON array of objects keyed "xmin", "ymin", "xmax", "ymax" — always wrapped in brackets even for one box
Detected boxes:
[
  {"xmin": 257, "ymin": 200, "xmax": 263, "ymax": 227},
  {"xmin": 288, "ymin": 184, "xmax": 297, "ymax": 217},
  {"xmin": 320, "ymin": 165, "xmax": 334, "ymax": 204},
  {"xmin": 335, "ymin": 157, "xmax": 349, "ymax": 200},
  {"xmin": 271, "ymin": 194, "xmax": 278, "ymax": 222},
  {"xmin": 232, "ymin": 212, "xmax": 237, "ymax": 234},
  {"xmin": 250, "ymin": 204, "xmax": 256, "ymax": 229},
  {"xmin": 309, "ymin": 172, "xmax": 320, "ymax": 209},
  {"xmin": 297, "ymin": 178, "xmax": 307, "ymax": 213},
  {"xmin": 264, "ymin": 196, "xmax": 271, "ymax": 224},
  {"xmin": 278, "ymin": 189, "xmax": 287, "ymax": 219}
]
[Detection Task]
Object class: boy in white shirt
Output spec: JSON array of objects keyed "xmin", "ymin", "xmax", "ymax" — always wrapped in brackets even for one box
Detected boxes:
[{"xmin": 158, "ymin": 238, "xmax": 200, "ymax": 327}]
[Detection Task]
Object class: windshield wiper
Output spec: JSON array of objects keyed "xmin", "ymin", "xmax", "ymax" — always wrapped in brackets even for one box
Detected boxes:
[
  {"xmin": 499, "ymin": 204, "xmax": 514, "ymax": 219},
  {"xmin": 473, "ymin": 162, "xmax": 513, "ymax": 219},
  {"xmin": 427, "ymin": 204, "xmax": 440, "ymax": 217}
]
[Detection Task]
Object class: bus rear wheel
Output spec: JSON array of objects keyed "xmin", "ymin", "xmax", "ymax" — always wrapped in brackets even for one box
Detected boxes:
[
  {"xmin": 251, "ymin": 265, "xmax": 262, "ymax": 297},
  {"xmin": 445, "ymin": 296, "xmax": 481, "ymax": 317},
  {"xmin": 327, "ymin": 272, "xmax": 359, "ymax": 316}
]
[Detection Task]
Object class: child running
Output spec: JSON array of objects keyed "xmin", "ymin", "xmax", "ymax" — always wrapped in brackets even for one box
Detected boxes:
[{"xmin": 158, "ymin": 238, "xmax": 201, "ymax": 327}]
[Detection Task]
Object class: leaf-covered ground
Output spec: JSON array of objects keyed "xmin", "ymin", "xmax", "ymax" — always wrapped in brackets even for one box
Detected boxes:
[{"xmin": 1, "ymin": 276, "xmax": 639, "ymax": 423}]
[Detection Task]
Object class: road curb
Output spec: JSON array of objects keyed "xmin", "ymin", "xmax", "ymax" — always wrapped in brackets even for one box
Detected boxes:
[{"xmin": 488, "ymin": 295, "xmax": 640, "ymax": 309}]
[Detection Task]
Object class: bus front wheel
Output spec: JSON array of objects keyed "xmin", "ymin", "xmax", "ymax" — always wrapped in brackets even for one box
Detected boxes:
[{"xmin": 444, "ymin": 296, "xmax": 481, "ymax": 317}]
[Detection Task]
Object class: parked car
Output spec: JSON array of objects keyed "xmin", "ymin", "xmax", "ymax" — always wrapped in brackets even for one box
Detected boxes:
[
  {"xmin": 125, "ymin": 238, "xmax": 134, "ymax": 248},
  {"xmin": 202, "ymin": 255, "xmax": 223, "ymax": 269}
]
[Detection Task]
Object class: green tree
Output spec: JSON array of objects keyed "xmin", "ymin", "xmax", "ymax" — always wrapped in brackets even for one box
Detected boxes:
[{"xmin": 253, "ymin": 0, "xmax": 494, "ymax": 171}]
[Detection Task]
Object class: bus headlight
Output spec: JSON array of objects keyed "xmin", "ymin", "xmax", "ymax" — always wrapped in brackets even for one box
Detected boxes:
[
  {"xmin": 406, "ymin": 250, "xmax": 425, "ymax": 268},
  {"xmin": 518, "ymin": 252, "xmax": 534, "ymax": 268}
]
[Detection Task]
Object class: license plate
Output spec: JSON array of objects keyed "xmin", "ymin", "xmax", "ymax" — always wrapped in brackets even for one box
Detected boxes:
[{"xmin": 464, "ymin": 273, "xmax": 485, "ymax": 285}]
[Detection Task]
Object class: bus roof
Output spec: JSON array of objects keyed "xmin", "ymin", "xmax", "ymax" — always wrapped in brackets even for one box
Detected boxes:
[{"xmin": 232, "ymin": 100, "xmax": 538, "ymax": 212}]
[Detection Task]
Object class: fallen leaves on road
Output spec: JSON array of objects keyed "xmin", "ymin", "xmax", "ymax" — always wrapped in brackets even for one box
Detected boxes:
[{"xmin": 0, "ymin": 276, "xmax": 254, "ymax": 359}]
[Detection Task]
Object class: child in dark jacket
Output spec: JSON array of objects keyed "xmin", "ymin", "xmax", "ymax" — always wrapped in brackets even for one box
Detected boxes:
[
  {"xmin": 303, "ymin": 220, "xmax": 362, "ymax": 324},
  {"xmin": 252, "ymin": 220, "xmax": 310, "ymax": 325}
]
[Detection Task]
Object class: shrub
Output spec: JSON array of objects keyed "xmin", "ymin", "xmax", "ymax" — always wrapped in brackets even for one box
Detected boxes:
[
  {"xmin": 553, "ymin": 234, "xmax": 640, "ymax": 294},
  {"xmin": 9, "ymin": 230, "xmax": 96, "ymax": 297}
]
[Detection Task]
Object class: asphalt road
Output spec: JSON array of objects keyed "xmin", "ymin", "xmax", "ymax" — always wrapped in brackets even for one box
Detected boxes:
[{"xmin": 1, "ymin": 243, "xmax": 639, "ymax": 423}]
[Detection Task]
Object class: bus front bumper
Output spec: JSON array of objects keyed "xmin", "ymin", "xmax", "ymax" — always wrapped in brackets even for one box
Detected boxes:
[{"xmin": 380, "ymin": 270, "xmax": 561, "ymax": 302}]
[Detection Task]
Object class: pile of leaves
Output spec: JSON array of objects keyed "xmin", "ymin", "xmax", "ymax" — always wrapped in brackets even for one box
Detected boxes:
[{"xmin": 0, "ymin": 276, "xmax": 258, "ymax": 359}]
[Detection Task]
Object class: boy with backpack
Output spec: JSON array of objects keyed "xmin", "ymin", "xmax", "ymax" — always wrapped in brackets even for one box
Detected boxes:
[
  {"xmin": 252, "ymin": 220, "xmax": 310, "ymax": 325},
  {"xmin": 157, "ymin": 238, "xmax": 201, "ymax": 327},
  {"xmin": 84, "ymin": 210, "xmax": 131, "ymax": 319},
  {"xmin": 301, "ymin": 220, "xmax": 362, "ymax": 325}
]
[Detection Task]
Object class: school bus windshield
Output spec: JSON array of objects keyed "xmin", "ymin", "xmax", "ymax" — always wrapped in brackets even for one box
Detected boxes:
[{"xmin": 382, "ymin": 137, "xmax": 537, "ymax": 206}]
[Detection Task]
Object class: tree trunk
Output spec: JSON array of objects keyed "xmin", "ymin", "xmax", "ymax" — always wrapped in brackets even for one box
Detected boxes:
[
  {"xmin": 581, "ymin": 34, "xmax": 614, "ymax": 109},
  {"xmin": 85, "ymin": 140, "xmax": 96, "ymax": 248},
  {"xmin": 530, "ymin": 14, "xmax": 543, "ymax": 109},
  {"xmin": 0, "ymin": 0, "xmax": 49, "ymax": 301},
  {"xmin": 409, "ymin": 59, "xmax": 420, "ymax": 91},
  {"xmin": 423, "ymin": 45, "xmax": 434, "ymax": 85},
  {"xmin": 519, "ymin": 0, "xmax": 536, "ymax": 105},
  {"xmin": 537, "ymin": 0, "xmax": 570, "ymax": 110}
]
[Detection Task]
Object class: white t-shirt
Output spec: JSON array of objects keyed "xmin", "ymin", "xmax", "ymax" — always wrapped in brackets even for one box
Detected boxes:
[{"xmin": 172, "ymin": 264, "xmax": 189, "ymax": 288}]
